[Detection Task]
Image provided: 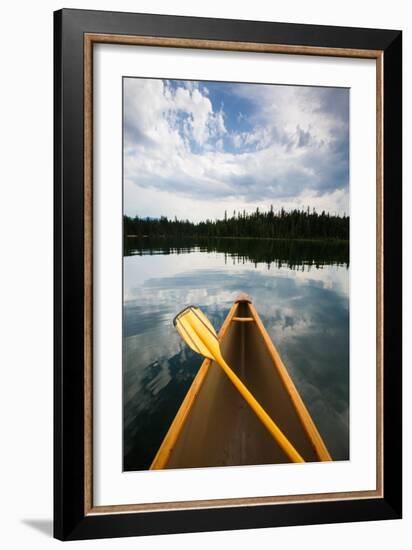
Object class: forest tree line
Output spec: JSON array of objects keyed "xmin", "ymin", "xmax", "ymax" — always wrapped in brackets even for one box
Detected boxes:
[{"xmin": 124, "ymin": 206, "xmax": 349, "ymax": 241}]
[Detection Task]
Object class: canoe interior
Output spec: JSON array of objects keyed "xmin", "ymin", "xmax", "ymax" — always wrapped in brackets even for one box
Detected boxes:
[{"xmin": 159, "ymin": 302, "xmax": 321, "ymax": 469}]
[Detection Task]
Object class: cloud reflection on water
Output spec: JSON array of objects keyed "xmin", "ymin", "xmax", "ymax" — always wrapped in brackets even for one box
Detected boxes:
[{"xmin": 123, "ymin": 247, "xmax": 349, "ymax": 470}]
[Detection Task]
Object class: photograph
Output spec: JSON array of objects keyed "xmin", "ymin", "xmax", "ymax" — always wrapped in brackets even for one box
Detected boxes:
[
  {"xmin": 122, "ymin": 76, "xmax": 350, "ymax": 472},
  {"xmin": 52, "ymin": 7, "xmax": 402, "ymax": 541}
]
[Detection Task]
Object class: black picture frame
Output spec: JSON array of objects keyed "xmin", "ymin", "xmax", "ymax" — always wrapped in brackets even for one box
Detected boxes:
[{"xmin": 54, "ymin": 8, "xmax": 402, "ymax": 541}]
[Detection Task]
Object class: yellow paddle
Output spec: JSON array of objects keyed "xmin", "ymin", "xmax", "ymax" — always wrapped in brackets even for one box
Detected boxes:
[{"xmin": 174, "ymin": 306, "xmax": 305, "ymax": 464}]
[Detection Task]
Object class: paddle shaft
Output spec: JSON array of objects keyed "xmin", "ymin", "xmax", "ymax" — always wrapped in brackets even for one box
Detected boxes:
[{"xmin": 215, "ymin": 354, "xmax": 305, "ymax": 463}]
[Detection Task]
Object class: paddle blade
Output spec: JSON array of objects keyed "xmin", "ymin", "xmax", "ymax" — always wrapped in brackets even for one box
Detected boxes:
[{"xmin": 174, "ymin": 306, "xmax": 220, "ymax": 361}]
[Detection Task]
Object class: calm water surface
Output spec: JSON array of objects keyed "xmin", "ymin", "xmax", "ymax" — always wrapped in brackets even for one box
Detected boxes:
[{"xmin": 123, "ymin": 238, "xmax": 349, "ymax": 470}]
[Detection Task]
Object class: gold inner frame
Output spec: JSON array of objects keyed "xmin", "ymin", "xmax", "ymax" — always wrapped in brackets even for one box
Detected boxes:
[{"xmin": 83, "ymin": 33, "xmax": 384, "ymax": 515}]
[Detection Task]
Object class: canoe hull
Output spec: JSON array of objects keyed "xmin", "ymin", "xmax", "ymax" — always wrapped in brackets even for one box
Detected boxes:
[{"xmin": 150, "ymin": 297, "xmax": 331, "ymax": 469}]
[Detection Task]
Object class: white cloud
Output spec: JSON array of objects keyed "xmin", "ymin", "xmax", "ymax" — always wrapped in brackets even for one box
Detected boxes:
[{"xmin": 124, "ymin": 78, "xmax": 349, "ymax": 220}]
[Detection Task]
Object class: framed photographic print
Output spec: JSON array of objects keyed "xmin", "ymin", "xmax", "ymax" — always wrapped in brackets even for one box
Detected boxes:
[{"xmin": 54, "ymin": 8, "xmax": 402, "ymax": 540}]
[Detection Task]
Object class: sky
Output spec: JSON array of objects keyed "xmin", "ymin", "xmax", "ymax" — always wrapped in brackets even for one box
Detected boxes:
[{"xmin": 123, "ymin": 77, "xmax": 349, "ymax": 222}]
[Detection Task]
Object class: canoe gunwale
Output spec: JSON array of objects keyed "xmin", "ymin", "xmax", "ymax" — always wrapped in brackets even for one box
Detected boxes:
[
  {"xmin": 248, "ymin": 302, "xmax": 332, "ymax": 462},
  {"xmin": 149, "ymin": 302, "xmax": 239, "ymax": 470}
]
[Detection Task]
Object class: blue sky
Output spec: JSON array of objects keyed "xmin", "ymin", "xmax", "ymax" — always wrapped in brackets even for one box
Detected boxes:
[{"xmin": 124, "ymin": 78, "xmax": 349, "ymax": 221}]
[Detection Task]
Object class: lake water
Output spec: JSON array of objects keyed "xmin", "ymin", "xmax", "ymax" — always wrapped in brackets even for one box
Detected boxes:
[{"xmin": 123, "ymin": 238, "xmax": 349, "ymax": 471}]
